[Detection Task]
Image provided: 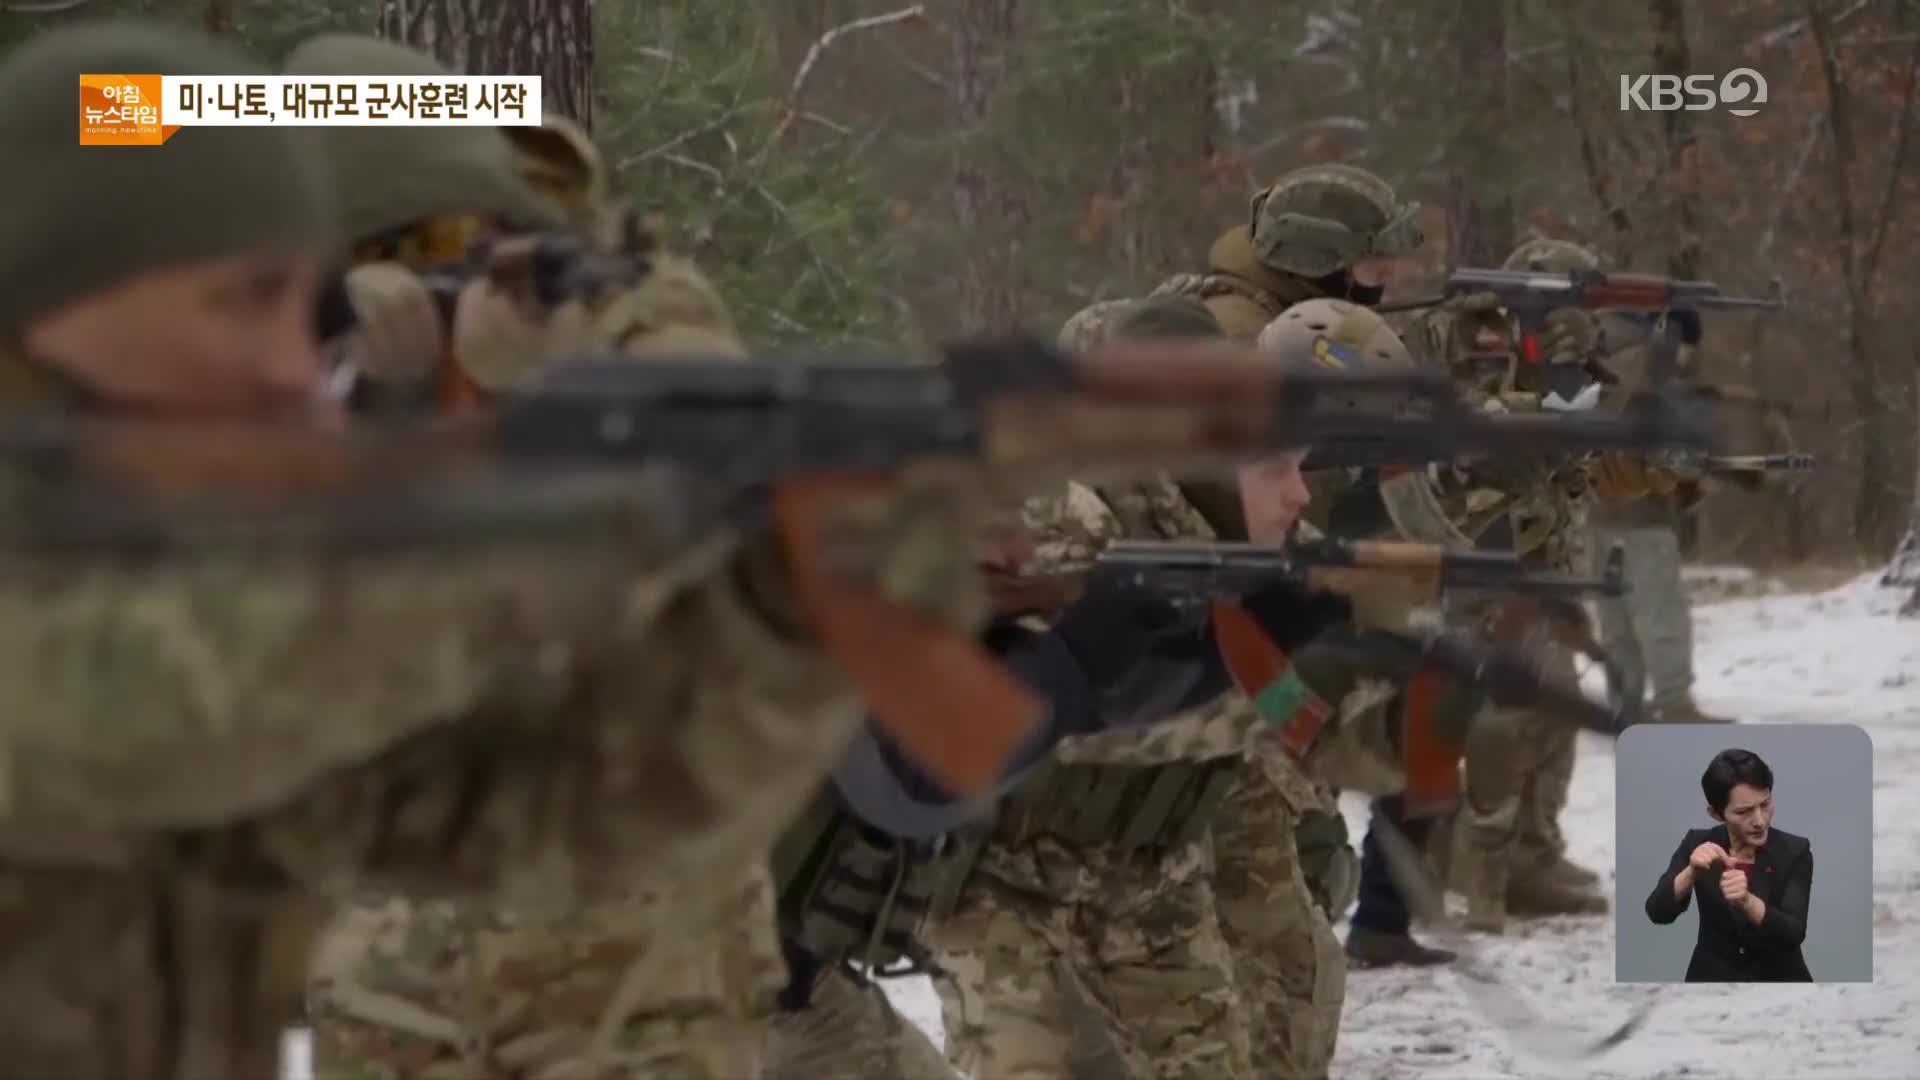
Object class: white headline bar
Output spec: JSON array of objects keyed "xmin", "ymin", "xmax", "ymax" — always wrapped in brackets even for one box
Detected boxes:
[{"xmin": 158, "ymin": 75, "xmax": 543, "ymax": 126}]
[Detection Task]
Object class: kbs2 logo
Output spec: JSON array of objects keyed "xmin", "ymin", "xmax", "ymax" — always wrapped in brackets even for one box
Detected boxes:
[{"xmin": 1618, "ymin": 69, "xmax": 1767, "ymax": 116}]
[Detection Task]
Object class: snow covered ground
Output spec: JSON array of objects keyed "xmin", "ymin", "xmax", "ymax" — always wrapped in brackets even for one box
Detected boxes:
[
  {"xmin": 286, "ymin": 569, "xmax": 1919, "ymax": 1079},
  {"xmin": 1319, "ymin": 571, "xmax": 1920, "ymax": 1080}
]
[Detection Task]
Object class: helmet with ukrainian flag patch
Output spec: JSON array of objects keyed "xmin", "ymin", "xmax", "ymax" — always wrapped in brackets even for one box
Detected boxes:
[{"xmin": 1256, "ymin": 297, "xmax": 1413, "ymax": 373}]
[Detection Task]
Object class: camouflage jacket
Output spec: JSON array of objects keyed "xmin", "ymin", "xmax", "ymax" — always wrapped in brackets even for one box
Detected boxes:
[{"xmin": 0, "ymin": 253, "xmax": 860, "ymax": 1078}]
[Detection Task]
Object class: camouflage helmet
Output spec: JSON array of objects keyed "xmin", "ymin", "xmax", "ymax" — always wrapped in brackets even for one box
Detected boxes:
[
  {"xmin": 1055, "ymin": 298, "xmax": 1134, "ymax": 351},
  {"xmin": 1502, "ymin": 238, "xmax": 1602, "ymax": 274},
  {"xmin": 283, "ymin": 34, "xmax": 559, "ymax": 242},
  {"xmin": 1256, "ymin": 297, "xmax": 1412, "ymax": 372},
  {"xmin": 1249, "ymin": 164, "xmax": 1424, "ymax": 279},
  {"xmin": 1108, "ymin": 295, "xmax": 1224, "ymax": 342}
]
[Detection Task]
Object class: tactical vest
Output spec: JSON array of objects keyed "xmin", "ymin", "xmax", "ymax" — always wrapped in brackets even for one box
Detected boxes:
[
  {"xmin": 993, "ymin": 755, "xmax": 1243, "ymax": 852},
  {"xmin": 771, "ymin": 788, "xmax": 980, "ymax": 982}
]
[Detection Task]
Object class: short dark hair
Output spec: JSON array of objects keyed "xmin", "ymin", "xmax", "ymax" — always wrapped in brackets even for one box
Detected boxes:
[{"xmin": 1702, "ymin": 748, "xmax": 1774, "ymax": 814}]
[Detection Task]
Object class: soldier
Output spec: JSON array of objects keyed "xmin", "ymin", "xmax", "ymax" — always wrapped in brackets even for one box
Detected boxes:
[
  {"xmin": 1151, "ymin": 162, "xmax": 1427, "ymax": 338},
  {"xmin": 282, "ymin": 33, "xmax": 564, "ymax": 414},
  {"xmin": 1152, "ymin": 164, "xmax": 1482, "ymax": 1064},
  {"xmin": 1579, "ymin": 278, "xmax": 1737, "ymax": 726},
  {"xmin": 1397, "ymin": 237, "xmax": 1616, "ymax": 935},
  {"xmin": 929, "ymin": 294, "xmax": 1431, "ymax": 1080},
  {"xmin": 0, "ymin": 20, "xmax": 988, "ymax": 1080},
  {"xmin": 295, "ymin": 36, "xmax": 794, "ymax": 1078}
]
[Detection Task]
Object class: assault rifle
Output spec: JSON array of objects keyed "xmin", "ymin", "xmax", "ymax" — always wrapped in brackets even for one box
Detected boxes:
[
  {"xmin": 1652, "ymin": 450, "xmax": 1815, "ymax": 476},
  {"xmin": 1, "ymin": 341, "xmax": 1709, "ymax": 797},
  {"xmin": 988, "ymin": 536, "xmax": 1625, "ymax": 615},
  {"xmin": 985, "ymin": 536, "xmax": 1627, "ymax": 809},
  {"xmin": 1378, "ymin": 267, "xmax": 1784, "ymax": 323}
]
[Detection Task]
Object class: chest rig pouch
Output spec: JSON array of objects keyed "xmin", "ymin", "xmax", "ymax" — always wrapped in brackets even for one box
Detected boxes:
[
  {"xmin": 994, "ymin": 754, "xmax": 1242, "ymax": 853},
  {"xmin": 772, "ymin": 788, "xmax": 980, "ymax": 988}
]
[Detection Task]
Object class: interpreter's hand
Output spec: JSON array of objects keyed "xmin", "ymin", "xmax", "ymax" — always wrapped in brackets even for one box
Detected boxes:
[
  {"xmin": 1720, "ymin": 866, "xmax": 1751, "ymax": 904},
  {"xmin": 1689, "ymin": 840, "xmax": 1731, "ymax": 874},
  {"xmin": 342, "ymin": 262, "xmax": 442, "ymax": 381}
]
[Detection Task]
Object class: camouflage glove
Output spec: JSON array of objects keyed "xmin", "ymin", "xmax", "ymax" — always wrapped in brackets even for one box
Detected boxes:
[
  {"xmin": 449, "ymin": 272, "xmax": 598, "ymax": 392},
  {"xmin": 341, "ymin": 262, "xmax": 443, "ymax": 382},
  {"xmin": 1538, "ymin": 308, "xmax": 1599, "ymax": 365},
  {"xmin": 1295, "ymin": 808, "xmax": 1359, "ymax": 918}
]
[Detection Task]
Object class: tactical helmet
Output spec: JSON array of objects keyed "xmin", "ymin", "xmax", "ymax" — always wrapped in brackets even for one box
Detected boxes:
[
  {"xmin": 1054, "ymin": 299, "xmax": 1135, "ymax": 352},
  {"xmin": 1107, "ymin": 295, "xmax": 1224, "ymax": 342},
  {"xmin": 1256, "ymin": 297, "xmax": 1413, "ymax": 372},
  {"xmin": 1249, "ymin": 165, "xmax": 1424, "ymax": 279},
  {"xmin": 283, "ymin": 35, "xmax": 559, "ymax": 242},
  {"xmin": 0, "ymin": 20, "xmax": 333, "ymax": 339},
  {"xmin": 1501, "ymin": 238, "xmax": 1602, "ymax": 274}
]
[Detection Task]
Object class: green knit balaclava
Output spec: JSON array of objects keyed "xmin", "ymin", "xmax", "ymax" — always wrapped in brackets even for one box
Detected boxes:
[
  {"xmin": 0, "ymin": 19, "xmax": 335, "ymax": 338},
  {"xmin": 282, "ymin": 34, "xmax": 559, "ymax": 242}
]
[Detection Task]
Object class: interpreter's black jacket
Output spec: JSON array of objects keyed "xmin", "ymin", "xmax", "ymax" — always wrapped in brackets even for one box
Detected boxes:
[{"xmin": 1645, "ymin": 824, "xmax": 1814, "ymax": 982}]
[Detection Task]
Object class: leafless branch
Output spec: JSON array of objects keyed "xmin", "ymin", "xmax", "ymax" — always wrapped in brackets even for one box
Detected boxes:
[
  {"xmin": 657, "ymin": 153, "xmax": 723, "ymax": 185},
  {"xmin": 615, "ymin": 101, "xmax": 764, "ymax": 173},
  {"xmin": 891, "ymin": 55, "xmax": 955, "ymax": 94},
  {"xmin": 1, "ymin": 0, "xmax": 92, "ymax": 11},
  {"xmin": 790, "ymin": 109, "xmax": 853, "ymax": 136},
  {"xmin": 768, "ymin": 5, "xmax": 927, "ymax": 147},
  {"xmin": 1755, "ymin": 111, "xmax": 1828, "ymax": 262}
]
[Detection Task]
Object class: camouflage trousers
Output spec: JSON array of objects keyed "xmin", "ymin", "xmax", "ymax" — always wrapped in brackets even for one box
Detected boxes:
[
  {"xmin": 761, "ymin": 964, "xmax": 952, "ymax": 1080},
  {"xmin": 1213, "ymin": 756, "xmax": 1348, "ymax": 1080},
  {"xmin": 929, "ymin": 832, "xmax": 1255, "ymax": 1079},
  {"xmin": 308, "ymin": 864, "xmax": 786, "ymax": 1079},
  {"xmin": 1449, "ymin": 643, "xmax": 1578, "ymax": 928},
  {"xmin": 1591, "ymin": 524, "xmax": 1695, "ymax": 712}
]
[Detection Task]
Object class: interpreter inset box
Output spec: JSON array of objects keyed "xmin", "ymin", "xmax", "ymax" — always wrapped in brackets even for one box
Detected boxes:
[{"xmin": 1614, "ymin": 723, "xmax": 1872, "ymax": 983}]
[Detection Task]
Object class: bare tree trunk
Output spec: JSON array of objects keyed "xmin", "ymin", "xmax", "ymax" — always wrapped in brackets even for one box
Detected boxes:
[
  {"xmin": 945, "ymin": 0, "xmax": 1026, "ymax": 334},
  {"xmin": 1650, "ymin": 0, "xmax": 1703, "ymax": 553},
  {"xmin": 380, "ymin": 0, "xmax": 595, "ymax": 130},
  {"xmin": 1443, "ymin": 0, "xmax": 1514, "ymax": 267},
  {"xmin": 1890, "ymin": 375, "xmax": 1920, "ymax": 612},
  {"xmin": 1806, "ymin": 0, "xmax": 1919, "ymax": 555},
  {"xmin": 205, "ymin": 0, "xmax": 234, "ymax": 35}
]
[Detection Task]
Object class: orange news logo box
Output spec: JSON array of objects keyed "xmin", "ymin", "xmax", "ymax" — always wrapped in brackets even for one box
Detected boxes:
[{"xmin": 79, "ymin": 74, "xmax": 179, "ymax": 146}]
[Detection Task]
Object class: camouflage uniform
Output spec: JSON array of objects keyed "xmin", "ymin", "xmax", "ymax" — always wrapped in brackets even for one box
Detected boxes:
[
  {"xmin": 1408, "ymin": 238, "xmax": 1614, "ymax": 932},
  {"xmin": 0, "ymin": 24, "xmax": 975, "ymax": 1080},
  {"xmin": 298, "ymin": 38, "xmax": 793, "ymax": 1079},
  {"xmin": 930, "ymin": 295, "xmax": 1411, "ymax": 1080},
  {"xmin": 1152, "ymin": 167, "xmax": 1427, "ymax": 1072}
]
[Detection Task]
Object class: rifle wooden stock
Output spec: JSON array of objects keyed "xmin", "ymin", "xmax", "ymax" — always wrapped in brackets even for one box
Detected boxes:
[{"xmin": 773, "ymin": 480, "xmax": 1042, "ymax": 798}]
